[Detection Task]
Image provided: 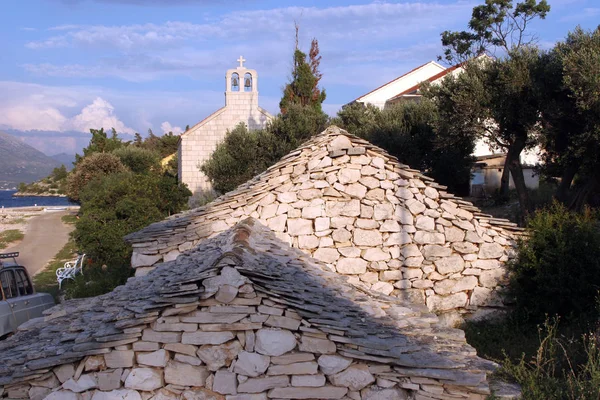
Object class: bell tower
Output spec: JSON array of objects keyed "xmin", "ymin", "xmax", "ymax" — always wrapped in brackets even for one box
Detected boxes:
[{"xmin": 225, "ymin": 56, "xmax": 259, "ymax": 108}]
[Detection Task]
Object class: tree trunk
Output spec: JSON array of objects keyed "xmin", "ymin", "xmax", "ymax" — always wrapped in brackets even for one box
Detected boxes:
[
  {"xmin": 500, "ymin": 156, "xmax": 511, "ymax": 197},
  {"xmin": 506, "ymin": 140, "xmax": 532, "ymax": 217},
  {"xmin": 554, "ymin": 165, "xmax": 577, "ymax": 204}
]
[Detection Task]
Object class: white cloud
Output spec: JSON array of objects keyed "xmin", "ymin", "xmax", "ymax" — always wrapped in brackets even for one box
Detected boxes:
[
  {"xmin": 65, "ymin": 97, "xmax": 135, "ymax": 134},
  {"xmin": 160, "ymin": 121, "xmax": 183, "ymax": 135}
]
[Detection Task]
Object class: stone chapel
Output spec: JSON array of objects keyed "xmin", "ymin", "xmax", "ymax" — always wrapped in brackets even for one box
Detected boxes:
[{"xmin": 178, "ymin": 57, "xmax": 273, "ymax": 194}]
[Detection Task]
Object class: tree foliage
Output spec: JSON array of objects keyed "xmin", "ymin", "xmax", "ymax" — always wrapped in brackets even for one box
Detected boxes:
[
  {"xmin": 112, "ymin": 146, "xmax": 161, "ymax": 175},
  {"xmin": 67, "ymin": 152, "xmax": 128, "ymax": 202},
  {"xmin": 440, "ymin": 0, "xmax": 550, "ymax": 64},
  {"xmin": 335, "ymin": 100, "xmax": 474, "ymax": 195},
  {"xmin": 75, "ymin": 128, "xmax": 126, "ymax": 165}
]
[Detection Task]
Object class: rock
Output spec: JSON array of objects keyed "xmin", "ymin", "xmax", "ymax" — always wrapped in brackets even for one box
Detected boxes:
[
  {"xmin": 479, "ymin": 243, "xmax": 505, "ymax": 259},
  {"xmin": 298, "ymin": 336, "xmax": 336, "ymax": 354},
  {"xmin": 181, "ymin": 388, "xmax": 225, "ymax": 400},
  {"xmin": 216, "ymin": 285, "xmax": 238, "ymax": 304},
  {"xmin": 62, "ymin": 374, "xmax": 98, "ymax": 393},
  {"xmin": 395, "ymin": 188, "xmax": 414, "ymax": 200},
  {"xmin": 225, "ymin": 395, "xmax": 267, "ymax": 400},
  {"xmin": 414, "ymin": 231, "xmax": 445, "ymax": 245},
  {"xmin": 479, "ymin": 269, "xmax": 507, "ymax": 288},
  {"xmin": 394, "ymin": 207, "xmax": 414, "ymax": 224},
  {"xmin": 213, "ymin": 370, "xmax": 237, "ymax": 395},
  {"xmin": 255, "ymin": 329, "xmax": 297, "ymax": 356},
  {"xmin": 54, "ymin": 364, "xmax": 76, "ymax": 383},
  {"xmin": 371, "ymin": 281, "xmax": 394, "ymax": 295},
  {"xmin": 332, "ymin": 228, "xmax": 352, "ymax": 243},
  {"xmin": 385, "ymin": 232, "xmax": 412, "ymax": 246},
  {"xmin": 277, "ymin": 192, "xmax": 297, "ymax": 203},
  {"xmin": 197, "ymin": 340, "xmax": 243, "ymax": 371},
  {"xmin": 267, "ymin": 215, "xmax": 287, "ymax": 232},
  {"xmin": 237, "ymin": 376, "xmax": 289, "ymax": 393},
  {"xmin": 434, "ymin": 255, "xmax": 465, "ymax": 275},
  {"xmin": 380, "ymin": 270, "xmax": 403, "ymax": 281},
  {"xmin": 315, "ymin": 217, "xmax": 331, "ymax": 231},
  {"xmin": 131, "ymin": 252, "xmax": 162, "ymax": 268},
  {"xmin": 403, "ymin": 255, "xmax": 424, "ymax": 267},
  {"xmin": 136, "ymin": 349, "xmax": 169, "ymax": 368},
  {"xmin": 163, "ymin": 343, "xmax": 197, "ymax": 356},
  {"xmin": 345, "ymin": 183, "xmax": 367, "ymax": 199},
  {"xmin": 426, "ymin": 293, "xmax": 468, "ymax": 312},
  {"xmin": 361, "ymin": 388, "xmax": 408, "ymax": 400},
  {"xmin": 329, "ymin": 135, "xmax": 353, "ymax": 151},
  {"xmin": 92, "ymin": 390, "xmax": 142, "ymax": 400},
  {"xmin": 142, "ymin": 329, "xmax": 182, "ymax": 344},
  {"xmin": 336, "ymin": 258, "xmax": 367, "ymax": 274},
  {"xmin": 164, "ymin": 361, "xmax": 209, "ymax": 387},
  {"xmin": 297, "ymin": 235, "xmax": 319, "ymax": 249},
  {"xmin": 380, "ymin": 220, "xmax": 401, "ymax": 232},
  {"xmin": 271, "ymin": 353, "xmax": 315, "ymax": 365},
  {"xmin": 338, "ymin": 168, "xmax": 361, "ymax": 184},
  {"xmin": 124, "ymin": 368, "xmax": 163, "ymax": 391},
  {"xmin": 353, "ymin": 229, "xmax": 383, "ymax": 246},
  {"xmin": 268, "ymin": 387, "xmax": 348, "ymax": 399},
  {"xmin": 406, "ymin": 199, "xmax": 426, "ymax": 215},
  {"xmin": 424, "ymin": 187, "xmax": 439, "ymax": 199},
  {"xmin": 362, "ymin": 248, "xmax": 390, "ymax": 261},
  {"xmin": 291, "ymin": 374, "xmax": 326, "ymax": 387},
  {"xmin": 453, "ymin": 242, "xmax": 479, "ymax": 254},
  {"xmin": 234, "ymin": 352, "xmax": 270, "ymax": 377},
  {"xmin": 182, "ymin": 331, "xmax": 235, "ymax": 345},
  {"xmin": 472, "ymin": 260, "xmax": 501, "ymax": 270},
  {"xmin": 29, "ymin": 386, "xmax": 51, "ymax": 400},
  {"xmin": 313, "ymin": 248, "xmax": 340, "ymax": 263},
  {"xmin": 330, "ymin": 365, "xmax": 375, "ymax": 391},
  {"xmin": 422, "ymin": 245, "xmax": 451, "ymax": 259},
  {"xmin": 85, "ymin": 355, "xmax": 106, "ymax": 371},
  {"xmin": 44, "ymin": 391, "xmax": 80, "ymax": 400},
  {"xmin": 287, "ymin": 219, "xmax": 313, "ymax": 235},
  {"xmin": 373, "ymin": 204, "xmax": 394, "ymax": 220},
  {"xmin": 98, "ymin": 369, "xmax": 123, "ymax": 391},
  {"xmin": 267, "ymin": 361, "xmax": 319, "ymax": 376},
  {"xmin": 415, "ymin": 216, "xmax": 435, "ymax": 231}
]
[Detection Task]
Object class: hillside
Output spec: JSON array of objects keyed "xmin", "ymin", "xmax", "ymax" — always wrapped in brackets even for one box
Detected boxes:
[
  {"xmin": 50, "ymin": 153, "xmax": 76, "ymax": 170},
  {"xmin": 0, "ymin": 131, "xmax": 61, "ymax": 189}
]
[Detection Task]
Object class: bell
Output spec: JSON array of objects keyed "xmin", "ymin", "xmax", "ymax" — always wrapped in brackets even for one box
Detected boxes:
[
  {"xmin": 244, "ymin": 78, "xmax": 251, "ymax": 89},
  {"xmin": 232, "ymin": 77, "xmax": 239, "ymax": 87}
]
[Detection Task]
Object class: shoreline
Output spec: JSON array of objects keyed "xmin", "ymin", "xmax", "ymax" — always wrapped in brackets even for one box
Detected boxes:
[{"xmin": 12, "ymin": 192, "xmax": 67, "ymax": 198}]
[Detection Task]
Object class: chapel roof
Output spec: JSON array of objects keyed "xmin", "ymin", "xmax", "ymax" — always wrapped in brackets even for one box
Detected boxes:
[
  {"xmin": 0, "ymin": 218, "xmax": 495, "ymax": 390},
  {"xmin": 126, "ymin": 126, "xmax": 523, "ymax": 244}
]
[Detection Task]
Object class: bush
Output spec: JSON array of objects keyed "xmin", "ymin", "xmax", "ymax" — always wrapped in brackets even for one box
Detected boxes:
[
  {"xmin": 509, "ymin": 202, "xmax": 600, "ymax": 323},
  {"xmin": 67, "ymin": 153, "xmax": 127, "ymax": 202},
  {"xmin": 112, "ymin": 146, "xmax": 160, "ymax": 174}
]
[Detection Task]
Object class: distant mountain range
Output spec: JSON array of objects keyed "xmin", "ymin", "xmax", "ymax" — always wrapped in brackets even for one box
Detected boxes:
[
  {"xmin": 0, "ymin": 131, "xmax": 64, "ymax": 189},
  {"xmin": 50, "ymin": 153, "xmax": 76, "ymax": 170}
]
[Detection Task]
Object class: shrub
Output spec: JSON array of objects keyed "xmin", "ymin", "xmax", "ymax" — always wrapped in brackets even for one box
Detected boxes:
[
  {"xmin": 67, "ymin": 153, "xmax": 127, "ymax": 202},
  {"xmin": 112, "ymin": 146, "xmax": 160, "ymax": 174},
  {"xmin": 509, "ymin": 202, "xmax": 600, "ymax": 323}
]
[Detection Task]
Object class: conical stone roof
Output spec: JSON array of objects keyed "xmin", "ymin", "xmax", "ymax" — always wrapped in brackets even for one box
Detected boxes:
[
  {"xmin": 0, "ymin": 219, "xmax": 505, "ymax": 399},
  {"xmin": 126, "ymin": 126, "xmax": 523, "ymax": 317}
]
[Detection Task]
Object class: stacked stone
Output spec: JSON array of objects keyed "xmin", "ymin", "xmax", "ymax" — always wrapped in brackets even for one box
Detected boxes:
[
  {"xmin": 126, "ymin": 127, "xmax": 524, "ymax": 318},
  {"xmin": 0, "ymin": 220, "xmax": 512, "ymax": 400}
]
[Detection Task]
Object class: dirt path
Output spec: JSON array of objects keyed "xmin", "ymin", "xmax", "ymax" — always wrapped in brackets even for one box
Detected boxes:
[{"xmin": 5, "ymin": 211, "xmax": 75, "ymax": 275}]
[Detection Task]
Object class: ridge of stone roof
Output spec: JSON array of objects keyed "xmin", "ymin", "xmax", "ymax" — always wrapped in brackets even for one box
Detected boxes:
[
  {"xmin": 0, "ymin": 218, "xmax": 495, "ymax": 392},
  {"xmin": 126, "ymin": 126, "xmax": 522, "ymax": 244}
]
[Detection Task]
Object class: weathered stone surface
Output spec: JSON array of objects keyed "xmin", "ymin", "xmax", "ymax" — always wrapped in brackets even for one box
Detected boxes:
[
  {"xmin": 163, "ymin": 343, "xmax": 197, "ymax": 356},
  {"xmin": 479, "ymin": 269, "xmax": 507, "ymax": 288},
  {"xmin": 92, "ymin": 390, "xmax": 143, "ymax": 400},
  {"xmin": 197, "ymin": 340, "xmax": 243, "ymax": 371},
  {"xmin": 254, "ymin": 329, "xmax": 297, "ymax": 356},
  {"xmin": 453, "ymin": 242, "xmax": 479, "ymax": 254},
  {"xmin": 287, "ymin": 219, "xmax": 313, "ymax": 235},
  {"xmin": 313, "ymin": 248, "xmax": 340, "ymax": 264},
  {"xmin": 98, "ymin": 369, "xmax": 122, "ymax": 391},
  {"xmin": 371, "ymin": 281, "xmax": 394, "ymax": 295},
  {"xmin": 182, "ymin": 331, "xmax": 235, "ymax": 345},
  {"xmin": 216, "ymin": 285, "xmax": 238, "ymax": 304},
  {"xmin": 361, "ymin": 387, "xmax": 408, "ymax": 400},
  {"xmin": 362, "ymin": 248, "xmax": 390, "ymax": 261},
  {"xmin": 142, "ymin": 329, "xmax": 182, "ymax": 344},
  {"xmin": 104, "ymin": 350, "xmax": 135, "ymax": 368},
  {"xmin": 85, "ymin": 355, "xmax": 106, "ymax": 371},
  {"xmin": 338, "ymin": 168, "xmax": 361, "ymax": 184},
  {"xmin": 131, "ymin": 252, "xmax": 162, "ymax": 268},
  {"xmin": 336, "ymin": 258, "xmax": 367, "ymax": 274},
  {"xmin": 330, "ymin": 365, "xmax": 375, "ymax": 391},
  {"xmin": 237, "ymin": 376, "xmax": 289, "ymax": 393},
  {"xmin": 268, "ymin": 386, "xmax": 348, "ymax": 399},
  {"xmin": 380, "ymin": 220, "xmax": 401, "ymax": 232},
  {"xmin": 213, "ymin": 370, "xmax": 237, "ymax": 395},
  {"xmin": 434, "ymin": 255, "xmax": 465, "ymax": 275},
  {"xmin": 267, "ymin": 361, "xmax": 319, "ymax": 376},
  {"xmin": 353, "ymin": 229, "xmax": 383, "ymax": 246},
  {"xmin": 299, "ymin": 336, "xmax": 336, "ymax": 354},
  {"xmin": 478, "ymin": 243, "xmax": 505, "ymax": 259},
  {"xmin": 54, "ymin": 364, "xmax": 75, "ymax": 383},
  {"xmin": 422, "ymin": 245, "xmax": 451, "ymax": 259},
  {"xmin": 44, "ymin": 391, "xmax": 80, "ymax": 400},
  {"xmin": 63, "ymin": 374, "xmax": 98, "ymax": 393},
  {"xmin": 234, "ymin": 352, "xmax": 270, "ymax": 377},
  {"xmin": 373, "ymin": 204, "xmax": 394, "ymax": 221},
  {"xmin": 291, "ymin": 374, "xmax": 326, "ymax": 387},
  {"xmin": 124, "ymin": 368, "xmax": 163, "ymax": 391},
  {"xmin": 426, "ymin": 293, "xmax": 468, "ymax": 312},
  {"xmin": 164, "ymin": 361, "xmax": 209, "ymax": 387},
  {"xmin": 384, "ymin": 232, "xmax": 412, "ymax": 246},
  {"xmin": 181, "ymin": 388, "xmax": 225, "ymax": 400},
  {"xmin": 415, "ymin": 216, "xmax": 435, "ymax": 231},
  {"xmin": 414, "ymin": 231, "xmax": 445, "ymax": 245}
]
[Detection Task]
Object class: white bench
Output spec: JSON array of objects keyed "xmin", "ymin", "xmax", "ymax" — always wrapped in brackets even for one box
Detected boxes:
[{"xmin": 56, "ymin": 253, "xmax": 86, "ymax": 289}]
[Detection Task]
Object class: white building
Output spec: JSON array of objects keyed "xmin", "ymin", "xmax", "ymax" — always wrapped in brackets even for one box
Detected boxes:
[{"xmin": 178, "ymin": 57, "xmax": 273, "ymax": 194}]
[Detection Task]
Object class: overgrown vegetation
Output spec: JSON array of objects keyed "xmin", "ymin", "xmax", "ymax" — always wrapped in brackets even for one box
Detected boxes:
[
  {"xmin": 32, "ymin": 230, "xmax": 78, "ymax": 302},
  {"xmin": 17, "ymin": 165, "xmax": 70, "ymax": 196},
  {"xmin": 0, "ymin": 229, "xmax": 24, "ymax": 249}
]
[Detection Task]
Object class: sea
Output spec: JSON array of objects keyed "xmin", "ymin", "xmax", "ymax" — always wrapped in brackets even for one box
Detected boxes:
[{"xmin": 0, "ymin": 190, "xmax": 76, "ymax": 208}]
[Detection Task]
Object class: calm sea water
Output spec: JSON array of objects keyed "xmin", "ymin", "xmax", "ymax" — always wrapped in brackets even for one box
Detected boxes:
[{"xmin": 0, "ymin": 190, "xmax": 76, "ymax": 208}]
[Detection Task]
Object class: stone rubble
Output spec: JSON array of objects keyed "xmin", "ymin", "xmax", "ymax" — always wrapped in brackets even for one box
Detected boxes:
[
  {"xmin": 0, "ymin": 219, "xmax": 516, "ymax": 399},
  {"xmin": 125, "ymin": 126, "xmax": 524, "ymax": 318}
]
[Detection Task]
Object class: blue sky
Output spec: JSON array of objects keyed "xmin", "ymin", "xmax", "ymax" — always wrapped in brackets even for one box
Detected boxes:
[{"xmin": 1, "ymin": 0, "xmax": 598, "ymax": 155}]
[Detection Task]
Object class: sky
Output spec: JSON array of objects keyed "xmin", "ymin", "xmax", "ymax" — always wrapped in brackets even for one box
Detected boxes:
[{"xmin": 1, "ymin": 0, "xmax": 598, "ymax": 156}]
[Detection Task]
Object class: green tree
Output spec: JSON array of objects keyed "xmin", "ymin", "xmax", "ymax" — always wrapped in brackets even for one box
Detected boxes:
[
  {"xmin": 70, "ymin": 171, "xmax": 190, "ymax": 297},
  {"xmin": 112, "ymin": 146, "xmax": 160, "ymax": 175},
  {"xmin": 75, "ymin": 128, "xmax": 126, "ymax": 165},
  {"xmin": 51, "ymin": 165, "xmax": 68, "ymax": 181},
  {"xmin": 440, "ymin": 0, "xmax": 550, "ymax": 64},
  {"xmin": 67, "ymin": 153, "xmax": 128, "ymax": 202}
]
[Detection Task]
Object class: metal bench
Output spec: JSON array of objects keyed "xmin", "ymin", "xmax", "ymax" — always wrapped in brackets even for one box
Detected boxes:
[{"xmin": 56, "ymin": 253, "xmax": 86, "ymax": 289}]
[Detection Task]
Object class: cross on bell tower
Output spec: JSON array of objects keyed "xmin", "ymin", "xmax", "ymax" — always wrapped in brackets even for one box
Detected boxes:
[
  {"xmin": 225, "ymin": 56, "xmax": 259, "ymax": 106},
  {"xmin": 237, "ymin": 56, "xmax": 246, "ymax": 68}
]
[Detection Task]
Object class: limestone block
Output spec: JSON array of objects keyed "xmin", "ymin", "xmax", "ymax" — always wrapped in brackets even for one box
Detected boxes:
[
  {"xmin": 345, "ymin": 183, "xmax": 367, "ymax": 199},
  {"xmin": 255, "ymin": 329, "xmax": 297, "ymax": 356},
  {"xmin": 362, "ymin": 248, "xmax": 390, "ymax": 261},
  {"xmin": 213, "ymin": 370, "xmax": 237, "ymax": 395},
  {"xmin": 380, "ymin": 220, "xmax": 401, "ymax": 232},
  {"xmin": 164, "ymin": 361, "xmax": 209, "ymax": 387},
  {"xmin": 287, "ymin": 219, "xmax": 313, "ymax": 235},
  {"xmin": 424, "ymin": 187, "xmax": 439, "ymax": 200},
  {"xmin": 395, "ymin": 188, "xmax": 414, "ymax": 200},
  {"xmin": 85, "ymin": 355, "xmax": 106, "ymax": 371},
  {"xmin": 298, "ymin": 336, "xmax": 336, "ymax": 354},
  {"xmin": 44, "ymin": 391, "xmax": 80, "ymax": 400},
  {"xmin": 412, "ymin": 279, "xmax": 434, "ymax": 289},
  {"xmin": 91, "ymin": 390, "xmax": 142, "ymax": 400},
  {"xmin": 353, "ymin": 229, "xmax": 383, "ymax": 246},
  {"xmin": 237, "ymin": 376, "xmax": 289, "ymax": 393},
  {"xmin": 384, "ymin": 232, "xmax": 412, "ymax": 246},
  {"xmin": 267, "ymin": 361, "xmax": 319, "ymax": 376},
  {"xmin": 338, "ymin": 168, "xmax": 361, "ymax": 184},
  {"xmin": 361, "ymin": 387, "xmax": 409, "ymax": 400},
  {"xmin": 277, "ymin": 192, "xmax": 297, "ymax": 203},
  {"xmin": 313, "ymin": 248, "xmax": 340, "ymax": 263},
  {"xmin": 234, "ymin": 352, "xmax": 270, "ymax": 377},
  {"xmin": 97, "ymin": 369, "xmax": 122, "ymax": 391},
  {"xmin": 479, "ymin": 269, "xmax": 507, "ymax": 288},
  {"xmin": 298, "ymin": 189, "xmax": 321, "ymax": 200},
  {"xmin": 131, "ymin": 252, "xmax": 162, "ymax": 268},
  {"xmin": 54, "ymin": 364, "xmax": 76, "ymax": 384},
  {"xmin": 336, "ymin": 258, "xmax": 367, "ymax": 274},
  {"xmin": 136, "ymin": 349, "xmax": 170, "ymax": 368},
  {"xmin": 434, "ymin": 276, "xmax": 478, "ymax": 295},
  {"xmin": 62, "ymin": 374, "xmax": 98, "ymax": 393},
  {"xmin": 465, "ymin": 231, "xmax": 485, "ymax": 243},
  {"xmin": 371, "ymin": 281, "xmax": 394, "ymax": 295},
  {"xmin": 338, "ymin": 246, "xmax": 361, "ymax": 257},
  {"xmin": 403, "ymin": 255, "xmax": 425, "ymax": 267},
  {"xmin": 328, "ymin": 135, "xmax": 353, "ymax": 151},
  {"xmin": 330, "ymin": 365, "xmax": 375, "ymax": 391},
  {"xmin": 414, "ymin": 231, "xmax": 445, "ymax": 245},
  {"xmin": 182, "ymin": 331, "xmax": 235, "ymax": 345},
  {"xmin": 359, "ymin": 176, "xmax": 379, "ymax": 189},
  {"xmin": 124, "ymin": 368, "xmax": 163, "ymax": 391},
  {"xmin": 472, "ymin": 260, "xmax": 501, "ymax": 270},
  {"xmin": 332, "ymin": 228, "xmax": 352, "ymax": 243},
  {"xmin": 380, "ymin": 270, "xmax": 403, "ymax": 281},
  {"xmin": 373, "ymin": 204, "xmax": 394, "ymax": 220},
  {"xmin": 406, "ymin": 199, "xmax": 426, "ymax": 215},
  {"xmin": 315, "ymin": 217, "xmax": 330, "ymax": 231},
  {"xmin": 401, "ymin": 267, "xmax": 423, "ymax": 279},
  {"xmin": 434, "ymin": 255, "xmax": 465, "ymax": 275},
  {"xmin": 365, "ymin": 188, "xmax": 385, "ymax": 201},
  {"xmin": 268, "ymin": 386, "xmax": 348, "ymax": 399},
  {"xmin": 143, "ymin": 329, "xmax": 182, "ymax": 344},
  {"xmin": 422, "ymin": 245, "xmax": 451, "ymax": 259},
  {"xmin": 331, "ymin": 216, "xmax": 355, "ymax": 228},
  {"xmin": 266, "ymin": 215, "xmax": 287, "ymax": 232},
  {"xmin": 133, "ymin": 342, "xmax": 160, "ymax": 352},
  {"xmin": 426, "ymin": 292, "xmax": 468, "ymax": 312},
  {"xmin": 291, "ymin": 374, "xmax": 326, "ymax": 387},
  {"xmin": 174, "ymin": 354, "xmax": 202, "ymax": 366},
  {"xmin": 400, "ymin": 244, "xmax": 421, "ymax": 258},
  {"xmin": 453, "ymin": 242, "xmax": 479, "ymax": 254},
  {"xmin": 317, "ymin": 355, "xmax": 352, "ymax": 375},
  {"xmin": 29, "ymin": 386, "xmax": 51, "ymax": 400},
  {"xmin": 360, "ymin": 271, "xmax": 379, "ymax": 284},
  {"xmin": 415, "ymin": 215, "xmax": 435, "ymax": 231},
  {"xmin": 197, "ymin": 341, "xmax": 243, "ymax": 371},
  {"xmin": 478, "ymin": 243, "xmax": 504, "ymax": 259}
]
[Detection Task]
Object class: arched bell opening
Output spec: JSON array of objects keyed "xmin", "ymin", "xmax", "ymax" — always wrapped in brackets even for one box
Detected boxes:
[
  {"xmin": 244, "ymin": 72, "xmax": 253, "ymax": 92},
  {"xmin": 231, "ymin": 72, "xmax": 240, "ymax": 92}
]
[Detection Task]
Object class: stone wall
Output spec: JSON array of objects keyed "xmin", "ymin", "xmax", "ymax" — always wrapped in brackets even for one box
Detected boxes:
[
  {"xmin": 130, "ymin": 127, "xmax": 524, "ymax": 320},
  {"xmin": 0, "ymin": 220, "xmax": 504, "ymax": 400}
]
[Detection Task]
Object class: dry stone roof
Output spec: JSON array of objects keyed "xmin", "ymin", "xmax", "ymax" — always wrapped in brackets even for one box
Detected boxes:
[
  {"xmin": 126, "ymin": 127, "xmax": 523, "ymax": 317},
  {"xmin": 0, "ymin": 218, "xmax": 503, "ymax": 399}
]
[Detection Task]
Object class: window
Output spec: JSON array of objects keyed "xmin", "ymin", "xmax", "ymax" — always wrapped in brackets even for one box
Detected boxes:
[
  {"xmin": 15, "ymin": 269, "xmax": 33, "ymax": 296},
  {"xmin": 0, "ymin": 270, "xmax": 17, "ymax": 299},
  {"xmin": 231, "ymin": 73, "xmax": 240, "ymax": 92},
  {"xmin": 244, "ymin": 73, "xmax": 252, "ymax": 92}
]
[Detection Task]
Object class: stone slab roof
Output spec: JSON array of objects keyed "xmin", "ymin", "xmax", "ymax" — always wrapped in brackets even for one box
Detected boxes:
[{"xmin": 0, "ymin": 219, "xmax": 495, "ymax": 392}]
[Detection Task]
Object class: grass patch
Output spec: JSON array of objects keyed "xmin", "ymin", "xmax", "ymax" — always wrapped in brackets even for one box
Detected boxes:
[
  {"xmin": 33, "ymin": 238, "xmax": 78, "ymax": 301},
  {"xmin": 6, "ymin": 217, "xmax": 26, "ymax": 225},
  {"xmin": 61, "ymin": 213, "xmax": 78, "ymax": 224},
  {"xmin": 0, "ymin": 229, "xmax": 25, "ymax": 249}
]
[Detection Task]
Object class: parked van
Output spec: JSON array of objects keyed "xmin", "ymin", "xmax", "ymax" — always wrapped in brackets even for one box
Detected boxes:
[{"xmin": 0, "ymin": 252, "xmax": 55, "ymax": 338}]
